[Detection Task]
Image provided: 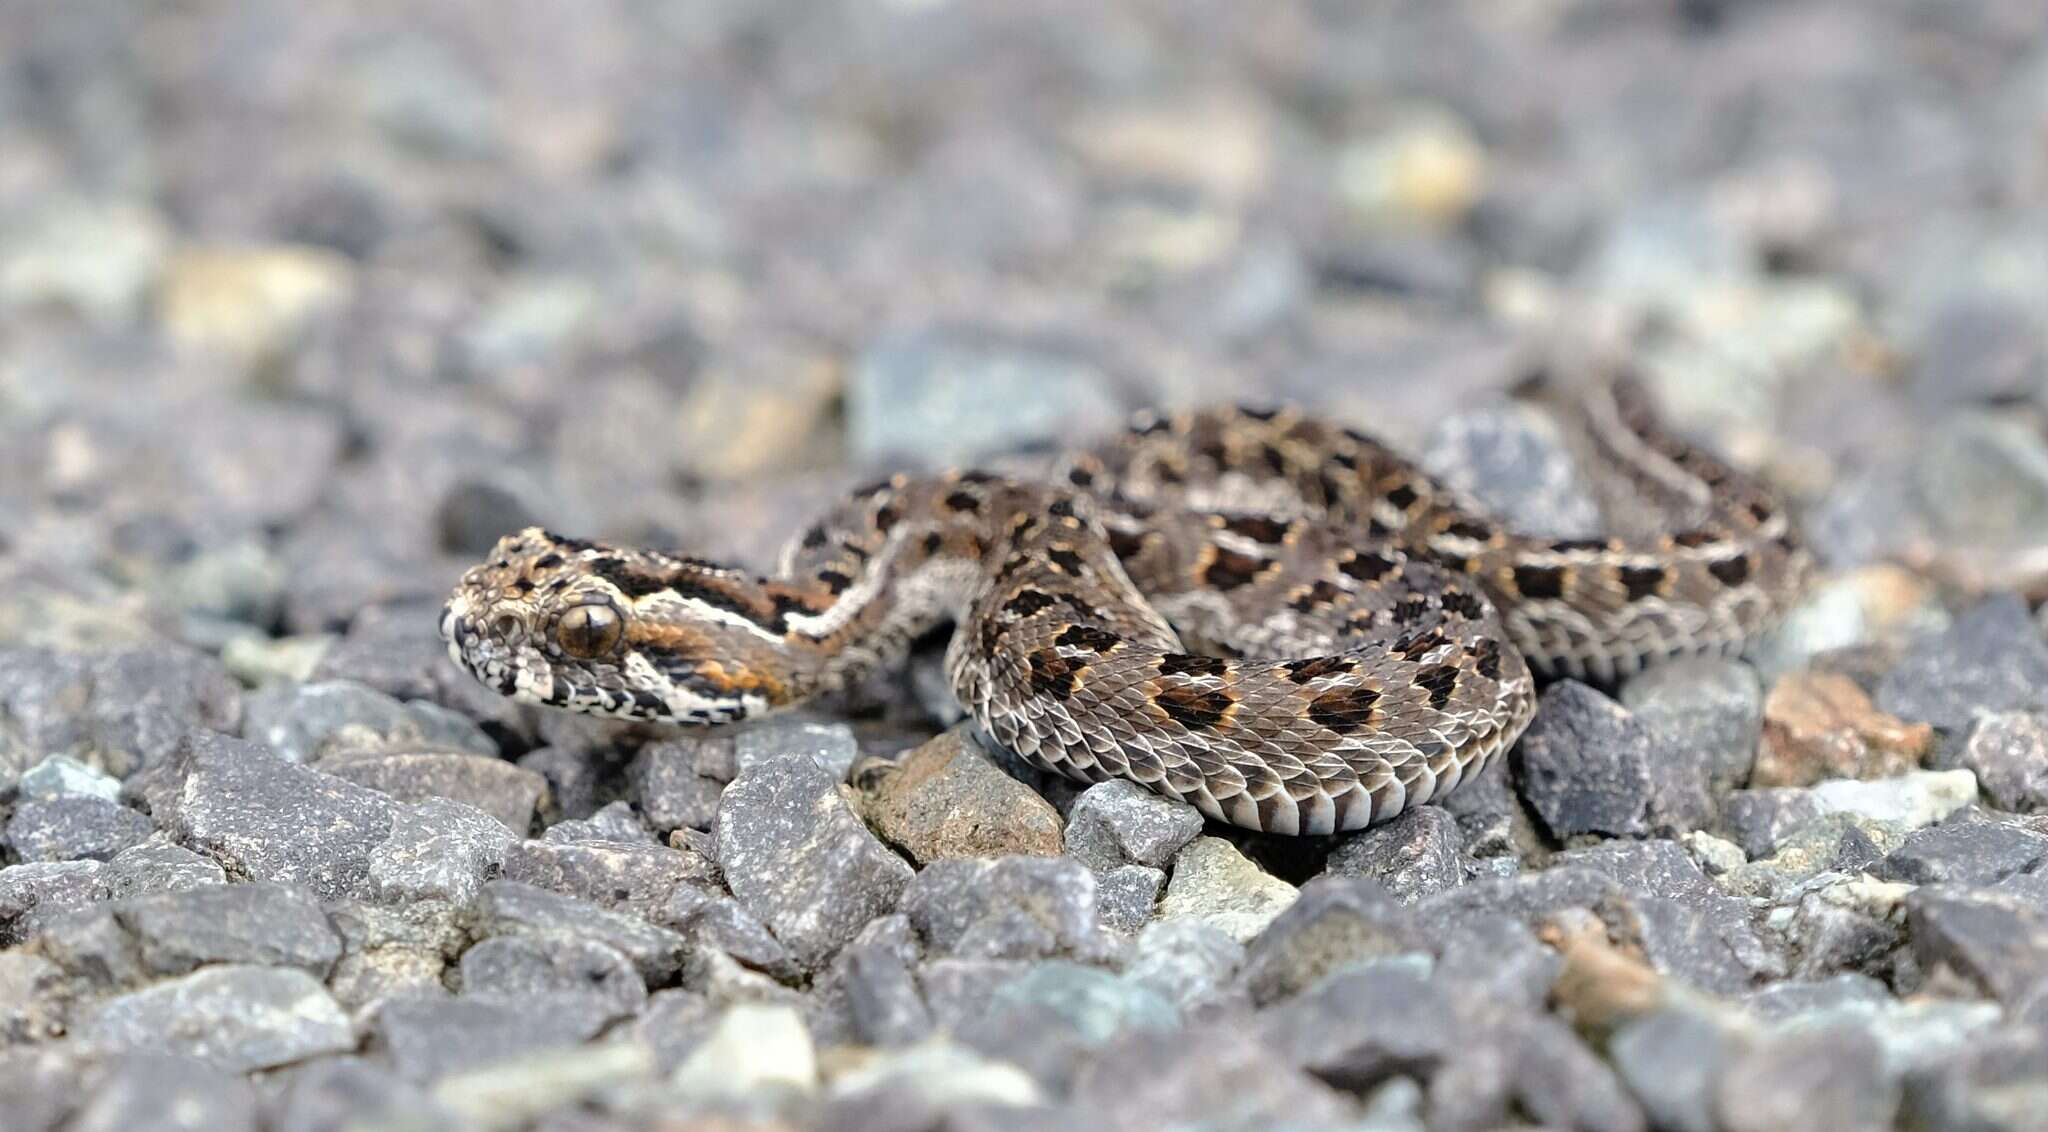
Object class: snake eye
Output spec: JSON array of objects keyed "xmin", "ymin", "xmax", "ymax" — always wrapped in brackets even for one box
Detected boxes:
[{"xmin": 555, "ymin": 600, "xmax": 624, "ymax": 659}]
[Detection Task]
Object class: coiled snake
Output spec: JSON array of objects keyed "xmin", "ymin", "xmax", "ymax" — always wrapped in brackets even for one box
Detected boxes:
[{"xmin": 442, "ymin": 378, "xmax": 1809, "ymax": 834}]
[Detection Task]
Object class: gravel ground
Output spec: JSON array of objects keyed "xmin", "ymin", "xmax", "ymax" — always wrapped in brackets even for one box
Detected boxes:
[{"xmin": 4, "ymin": 2, "xmax": 2048, "ymax": 1130}]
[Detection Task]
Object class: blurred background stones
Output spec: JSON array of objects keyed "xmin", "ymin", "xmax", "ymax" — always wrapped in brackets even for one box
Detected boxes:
[{"xmin": 3, "ymin": 1, "xmax": 2048, "ymax": 1129}]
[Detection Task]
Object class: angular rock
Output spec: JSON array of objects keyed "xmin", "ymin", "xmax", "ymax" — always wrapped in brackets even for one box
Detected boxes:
[
  {"xmin": 1741, "ymin": 973, "xmax": 1891, "ymax": 1021},
  {"xmin": 1724, "ymin": 770, "xmax": 1977, "ymax": 858},
  {"xmin": 1240, "ymin": 877, "xmax": 1422, "ymax": 1005},
  {"xmin": 1323, "ymin": 806, "xmax": 1466, "ymax": 902},
  {"xmin": 1512, "ymin": 681, "xmax": 1654, "ymax": 839},
  {"xmin": 1943, "ymin": 710, "xmax": 2048, "ymax": 812},
  {"xmin": 0, "ymin": 861, "xmax": 112, "ymax": 945},
  {"xmin": 102, "ymin": 842, "xmax": 227, "ymax": 899},
  {"xmin": 367, "ymin": 797, "xmax": 517, "ymax": 904},
  {"xmin": 1095, "ymin": 864, "xmax": 1165, "ymax": 935},
  {"xmin": 1621, "ymin": 657, "xmax": 1764, "ymax": 794},
  {"xmin": 1063, "ymin": 778, "xmax": 1205, "ymax": 872},
  {"xmin": 1157, "ymin": 837, "xmax": 1299, "ymax": 945},
  {"xmin": 500, "ymin": 837, "xmax": 718, "ymax": 920},
  {"xmin": 1721, "ymin": 813, "xmax": 1905, "ymax": 899},
  {"xmin": 18, "ymin": 754, "xmax": 122, "ymax": 803},
  {"xmin": 732, "ymin": 717, "xmax": 861, "ymax": 781},
  {"xmin": 862, "ymin": 727, "xmax": 1065, "ymax": 865},
  {"xmin": 315, "ymin": 749, "xmax": 544, "ymax": 833},
  {"xmin": 468, "ymin": 880, "xmax": 687, "ymax": 985},
  {"xmin": 673, "ymin": 1002, "xmax": 818, "ymax": 1098},
  {"xmin": 372, "ymin": 995, "xmax": 612, "ymax": 1081},
  {"xmin": 1876, "ymin": 594, "xmax": 2048, "ymax": 735},
  {"xmin": 0, "ymin": 644, "xmax": 241, "ymax": 779},
  {"xmin": 662, "ymin": 887, "xmax": 800, "ymax": 979},
  {"xmin": 270, "ymin": 1057, "xmax": 452, "ymax": 1132},
  {"xmin": 1071, "ymin": 1025, "xmax": 1362, "ymax": 1132},
  {"xmin": 834, "ymin": 925, "xmax": 933, "ymax": 1047},
  {"xmin": 458, "ymin": 934, "xmax": 647, "ymax": 1019},
  {"xmin": 1873, "ymin": 818, "xmax": 2048, "ymax": 885},
  {"xmin": 540, "ymin": 799, "xmax": 653, "ymax": 844},
  {"xmin": 1254, "ymin": 956, "xmax": 1449, "ymax": 1088},
  {"xmin": 4, "ymin": 797, "xmax": 155, "ymax": 862},
  {"xmin": 1123, "ymin": 918, "xmax": 1247, "ymax": 1018},
  {"xmin": 117, "ymin": 882, "xmax": 342, "ymax": 977},
  {"xmin": 242, "ymin": 679, "xmax": 494, "ymax": 764},
  {"xmin": 1715, "ymin": 1022, "xmax": 1898, "ymax": 1132},
  {"xmin": 1754, "ymin": 670, "xmax": 1931, "ymax": 787},
  {"xmin": 1905, "ymin": 877, "xmax": 2048, "ymax": 1003},
  {"xmin": 67, "ymin": 1054, "xmax": 260, "ymax": 1132},
  {"xmin": 157, "ymin": 731, "xmax": 399, "ymax": 901},
  {"xmin": 716, "ymin": 755, "xmax": 914, "ymax": 969},
  {"xmin": 1775, "ymin": 875, "xmax": 1913, "ymax": 981},
  {"xmin": 630, "ymin": 738, "xmax": 723, "ymax": 833},
  {"xmin": 903, "ymin": 856, "xmax": 1108, "ymax": 961},
  {"xmin": 77, "ymin": 965, "xmax": 353, "ymax": 1072},
  {"xmin": 953, "ymin": 961, "xmax": 1179, "ymax": 1095},
  {"xmin": 0, "ymin": 952, "xmax": 65, "ymax": 1044}
]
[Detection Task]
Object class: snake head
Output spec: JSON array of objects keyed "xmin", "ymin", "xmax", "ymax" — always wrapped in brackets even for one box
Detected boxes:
[{"xmin": 440, "ymin": 527, "xmax": 801, "ymax": 725}]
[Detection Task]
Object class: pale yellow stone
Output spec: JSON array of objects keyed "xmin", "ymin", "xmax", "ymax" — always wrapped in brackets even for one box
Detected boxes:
[{"xmin": 160, "ymin": 244, "xmax": 354, "ymax": 360}]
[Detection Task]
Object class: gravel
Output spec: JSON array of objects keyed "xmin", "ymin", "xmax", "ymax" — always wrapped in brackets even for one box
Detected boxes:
[{"xmin": 5, "ymin": 1, "xmax": 2047, "ymax": 1127}]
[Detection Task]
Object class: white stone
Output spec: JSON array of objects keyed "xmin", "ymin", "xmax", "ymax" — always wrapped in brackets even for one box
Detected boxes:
[
  {"xmin": 1156, "ymin": 837, "xmax": 1299, "ymax": 944},
  {"xmin": 672, "ymin": 1003, "xmax": 817, "ymax": 1097}
]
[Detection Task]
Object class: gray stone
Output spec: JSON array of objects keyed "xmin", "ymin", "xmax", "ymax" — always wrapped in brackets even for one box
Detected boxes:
[
  {"xmin": 0, "ymin": 952, "xmax": 65, "ymax": 1044},
  {"xmin": 373, "ymin": 995, "xmax": 612, "ymax": 1081},
  {"xmin": 1323, "ymin": 805, "xmax": 1466, "ymax": 902},
  {"xmin": 1551, "ymin": 840, "xmax": 1781, "ymax": 992},
  {"xmin": 0, "ymin": 645, "xmax": 241, "ymax": 779},
  {"xmin": 4, "ymin": 797, "xmax": 155, "ymax": 862},
  {"xmin": 1943, "ymin": 711, "xmax": 2048, "ymax": 812},
  {"xmin": 1876, "ymin": 595, "xmax": 2048, "ymax": 735},
  {"xmin": 1254, "ymin": 957, "xmax": 1450, "ymax": 1088},
  {"xmin": 1432, "ymin": 1013, "xmax": 1648, "ymax": 1132},
  {"xmin": 500, "ymin": 836, "xmax": 718, "ymax": 919},
  {"xmin": 1742, "ymin": 973, "xmax": 1892, "ymax": 1021},
  {"xmin": 630, "ymin": 738, "xmax": 723, "ymax": 833},
  {"xmin": 1156, "ymin": 836, "xmax": 1299, "ymax": 944},
  {"xmin": 271, "ymin": 1057, "xmax": 452, "ymax": 1132},
  {"xmin": 315, "ymin": 749, "xmax": 544, "ymax": 833},
  {"xmin": 1610, "ymin": 1007, "xmax": 1745, "ymax": 1132},
  {"xmin": 1512, "ymin": 681, "xmax": 1654, "ymax": 839},
  {"xmin": 732, "ymin": 717, "xmax": 861, "ymax": 781},
  {"xmin": 68, "ymin": 1054, "xmax": 260, "ymax": 1132},
  {"xmin": 1123, "ymin": 918, "xmax": 1246, "ymax": 1019},
  {"xmin": 1423, "ymin": 403, "xmax": 1604, "ymax": 540},
  {"xmin": 242, "ymin": 678, "xmax": 496, "ymax": 764},
  {"xmin": 541, "ymin": 799, "xmax": 653, "ymax": 844},
  {"xmin": 716, "ymin": 754, "xmax": 914, "ymax": 970},
  {"xmin": 157, "ymin": 731, "xmax": 400, "ymax": 901},
  {"xmin": 1622, "ymin": 657, "xmax": 1765, "ymax": 794},
  {"xmin": 1905, "ymin": 877, "xmax": 2048, "ymax": 1003},
  {"xmin": 1716, "ymin": 1022, "xmax": 1898, "ymax": 1132},
  {"xmin": 18, "ymin": 754, "xmax": 122, "ymax": 803},
  {"xmin": 1912, "ymin": 292, "xmax": 2047, "ymax": 407},
  {"xmin": 78, "ymin": 964, "xmax": 353, "ymax": 1072},
  {"xmin": 1240, "ymin": 876, "xmax": 1424, "ymax": 1005},
  {"xmin": 849, "ymin": 326, "xmax": 1129, "ymax": 466},
  {"xmin": 1070, "ymin": 1025, "xmax": 1362, "ymax": 1132},
  {"xmin": 1064, "ymin": 779, "xmax": 1206, "ymax": 871},
  {"xmin": 1095, "ymin": 864, "xmax": 1165, "ymax": 934},
  {"xmin": 1873, "ymin": 818, "xmax": 2048, "ymax": 885},
  {"xmin": 834, "ymin": 921, "xmax": 933, "ymax": 1047},
  {"xmin": 459, "ymin": 934, "xmax": 647, "ymax": 1020},
  {"xmin": 662, "ymin": 886, "xmax": 800, "ymax": 979},
  {"xmin": 468, "ymin": 880, "xmax": 688, "ymax": 984},
  {"xmin": 1724, "ymin": 771, "xmax": 1976, "ymax": 858},
  {"xmin": 953, "ymin": 961, "xmax": 1179, "ymax": 1095},
  {"xmin": 367, "ymin": 797, "xmax": 517, "ymax": 904},
  {"xmin": 117, "ymin": 882, "xmax": 342, "ymax": 976},
  {"xmin": 1912, "ymin": 410, "xmax": 2048, "ymax": 546},
  {"xmin": 1722, "ymin": 813, "xmax": 1905, "ymax": 900},
  {"xmin": 1721, "ymin": 788, "xmax": 1828, "ymax": 858},
  {"xmin": 0, "ymin": 860, "xmax": 111, "ymax": 945},
  {"xmin": 1432, "ymin": 913, "xmax": 1565, "ymax": 1014},
  {"xmin": 103, "ymin": 842, "xmax": 227, "ymax": 899},
  {"xmin": 903, "ymin": 856, "xmax": 1109, "ymax": 961}
]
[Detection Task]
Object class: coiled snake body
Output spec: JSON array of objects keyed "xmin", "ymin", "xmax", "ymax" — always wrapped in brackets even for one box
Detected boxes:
[{"xmin": 443, "ymin": 380, "xmax": 1809, "ymax": 834}]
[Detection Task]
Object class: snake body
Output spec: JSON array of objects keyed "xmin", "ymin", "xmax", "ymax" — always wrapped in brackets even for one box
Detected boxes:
[{"xmin": 442, "ymin": 379, "xmax": 1810, "ymax": 834}]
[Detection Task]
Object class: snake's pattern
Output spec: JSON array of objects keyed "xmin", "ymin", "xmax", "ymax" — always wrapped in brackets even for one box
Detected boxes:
[{"xmin": 442, "ymin": 379, "xmax": 1810, "ymax": 834}]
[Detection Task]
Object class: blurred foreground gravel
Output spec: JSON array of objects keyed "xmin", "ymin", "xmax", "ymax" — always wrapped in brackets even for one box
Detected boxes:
[{"xmin": 4, "ymin": 1, "xmax": 2048, "ymax": 1130}]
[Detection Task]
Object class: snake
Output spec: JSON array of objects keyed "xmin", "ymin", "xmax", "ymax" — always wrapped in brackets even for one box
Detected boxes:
[{"xmin": 440, "ymin": 377, "xmax": 1810, "ymax": 835}]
